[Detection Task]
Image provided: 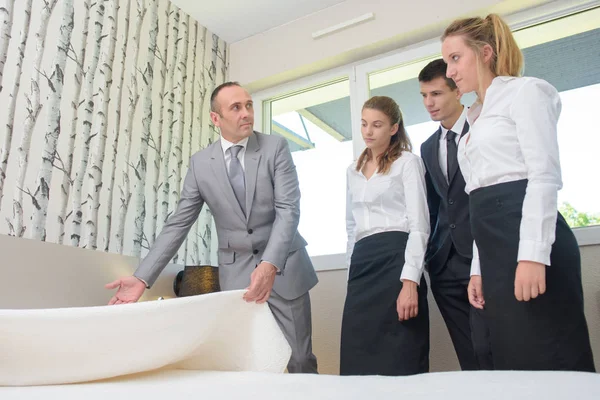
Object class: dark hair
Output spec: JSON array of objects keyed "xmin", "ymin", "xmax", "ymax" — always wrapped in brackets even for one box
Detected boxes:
[
  {"xmin": 210, "ymin": 81, "xmax": 242, "ymax": 113},
  {"xmin": 418, "ymin": 59, "xmax": 457, "ymax": 90},
  {"xmin": 356, "ymin": 96, "xmax": 412, "ymax": 175}
]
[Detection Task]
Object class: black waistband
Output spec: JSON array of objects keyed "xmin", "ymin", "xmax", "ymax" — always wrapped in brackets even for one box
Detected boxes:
[
  {"xmin": 469, "ymin": 179, "xmax": 527, "ymax": 218},
  {"xmin": 354, "ymin": 231, "xmax": 408, "ymax": 256}
]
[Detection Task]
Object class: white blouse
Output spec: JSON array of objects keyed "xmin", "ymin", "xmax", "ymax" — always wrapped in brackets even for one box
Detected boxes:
[
  {"xmin": 346, "ymin": 152, "xmax": 430, "ymax": 284},
  {"xmin": 457, "ymin": 76, "xmax": 563, "ymax": 276}
]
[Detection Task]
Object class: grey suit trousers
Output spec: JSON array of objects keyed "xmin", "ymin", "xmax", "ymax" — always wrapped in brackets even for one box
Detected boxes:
[{"xmin": 268, "ymin": 290, "xmax": 318, "ymax": 373}]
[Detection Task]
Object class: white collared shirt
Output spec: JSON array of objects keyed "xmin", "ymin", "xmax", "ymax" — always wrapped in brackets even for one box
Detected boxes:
[
  {"xmin": 220, "ymin": 136, "xmax": 249, "ymax": 171},
  {"xmin": 458, "ymin": 76, "xmax": 563, "ymax": 276},
  {"xmin": 438, "ymin": 107, "xmax": 468, "ymax": 183},
  {"xmin": 346, "ymin": 152, "xmax": 430, "ymax": 283}
]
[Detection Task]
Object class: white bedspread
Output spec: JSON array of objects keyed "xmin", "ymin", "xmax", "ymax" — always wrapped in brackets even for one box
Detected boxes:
[
  {"xmin": 0, "ymin": 290, "xmax": 291, "ymax": 386},
  {"xmin": 1, "ymin": 369, "xmax": 599, "ymax": 399}
]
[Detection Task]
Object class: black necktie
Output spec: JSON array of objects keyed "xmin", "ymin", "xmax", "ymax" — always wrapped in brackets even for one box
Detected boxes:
[{"xmin": 446, "ymin": 130, "xmax": 457, "ymax": 182}]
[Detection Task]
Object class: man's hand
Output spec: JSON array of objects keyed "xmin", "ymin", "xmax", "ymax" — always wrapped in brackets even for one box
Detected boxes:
[
  {"xmin": 468, "ymin": 275, "xmax": 485, "ymax": 309},
  {"xmin": 397, "ymin": 280, "xmax": 419, "ymax": 321},
  {"xmin": 515, "ymin": 260, "xmax": 546, "ymax": 301},
  {"xmin": 105, "ymin": 276, "xmax": 146, "ymax": 305},
  {"xmin": 243, "ymin": 262, "xmax": 277, "ymax": 304}
]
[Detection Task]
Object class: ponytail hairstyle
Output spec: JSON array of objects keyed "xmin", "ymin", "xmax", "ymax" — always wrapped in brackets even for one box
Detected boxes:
[
  {"xmin": 442, "ymin": 14, "xmax": 523, "ymax": 97},
  {"xmin": 356, "ymin": 96, "xmax": 412, "ymax": 175}
]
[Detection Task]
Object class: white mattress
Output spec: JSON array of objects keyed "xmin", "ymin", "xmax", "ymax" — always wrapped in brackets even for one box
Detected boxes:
[
  {"xmin": 1, "ymin": 369, "xmax": 599, "ymax": 399},
  {"xmin": 3, "ymin": 288, "xmax": 599, "ymax": 398},
  {"xmin": 0, "ymin": 290, "xmax": 291, "ymax": 385}
]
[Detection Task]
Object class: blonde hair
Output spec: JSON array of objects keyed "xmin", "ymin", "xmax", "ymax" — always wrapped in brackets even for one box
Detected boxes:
[
  {"xmin": 442, "ymin": 14, "xmax": 523, "ymax": 97},
  {"xmin": 356, "ymin": 96, "xmax": 412, "ymax": 175}
]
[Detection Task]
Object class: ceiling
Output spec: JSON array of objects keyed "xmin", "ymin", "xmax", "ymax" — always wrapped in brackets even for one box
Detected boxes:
[{"xmin": 169, "ymin": 0, "xmax": 346, "ymax": 43}]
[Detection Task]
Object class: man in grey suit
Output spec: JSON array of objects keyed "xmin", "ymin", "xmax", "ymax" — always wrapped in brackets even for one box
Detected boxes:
[{"xmin": 106, "ymin": 82, "xmax": 319, "ymax": 373}]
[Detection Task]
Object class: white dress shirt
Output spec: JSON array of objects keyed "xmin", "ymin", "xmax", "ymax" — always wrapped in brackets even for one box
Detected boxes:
[
  {"xmin": 221, "ymin": 136, "xmax": 249, "ymax": 171},
  {"xmin": 457, "ymin": 76, "xmax": 563, "ymax": 276},
  {"xmin": 439, "ymin": 106, "xmax": 468, "ymax": 182},
  {"xmin": 346, "ymin": 152, "xmax": 430, "ymax": 284}
]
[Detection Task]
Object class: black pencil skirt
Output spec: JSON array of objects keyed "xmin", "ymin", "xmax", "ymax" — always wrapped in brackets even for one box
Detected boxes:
[
  {"xmin": 340, "ymin": 231, "xmax": 430, "ymax": 376},
  {"xmin": 470, "ymin": 179, "xmax": 595, "ymax": 372}
]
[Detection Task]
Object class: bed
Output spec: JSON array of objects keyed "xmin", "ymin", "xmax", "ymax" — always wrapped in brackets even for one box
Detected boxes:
[
  {"xmin": 2, "ymin": 368, "xmax": 600, "ymax": 399},
  {"xmin": 1, "ymin": 290, "xmax": 599, "ymax": 399}
]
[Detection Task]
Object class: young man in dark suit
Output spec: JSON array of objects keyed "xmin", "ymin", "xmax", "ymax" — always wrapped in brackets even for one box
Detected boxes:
[{"xmin": 418, "ymin": 59, "xmax": 492, "ymax": 370}]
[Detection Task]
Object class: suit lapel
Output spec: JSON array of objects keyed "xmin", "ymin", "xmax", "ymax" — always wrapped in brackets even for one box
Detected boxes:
[
  {"xmin": 428, "ymin": 127, "xmax": 448, "ymax": 191},
  {"xmin": 448, "ymin": 121, "xmax": 470, "ymax": 185},
  {"xmin": 244, "ymin": 133, "xmax": 261, "ymax": 220},
  {"xmin": 209, "ymin": 142, "xmax": 246, "ymax": 222}
]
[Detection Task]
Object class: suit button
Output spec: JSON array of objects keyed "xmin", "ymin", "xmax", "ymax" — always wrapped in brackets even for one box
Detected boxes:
[
  {"xmin": 450, "ymin": 224, "xmax": 456, "ymax": 229},
  {"xmin": 449, "ymin": 199, "xmax": 454, "ymax": 205},
  {"xmin": 253, "ymin": 249, "xmax": 259, "ymax": 255},
  {"xmin": 247, "ymin": 229, "xmax": 253, "ymax": 234}
]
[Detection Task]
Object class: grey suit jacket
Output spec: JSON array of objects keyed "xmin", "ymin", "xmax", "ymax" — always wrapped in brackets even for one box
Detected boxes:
[{"xmin": 134, "ymin": 131, "xmax": 318, "ymax": 300}]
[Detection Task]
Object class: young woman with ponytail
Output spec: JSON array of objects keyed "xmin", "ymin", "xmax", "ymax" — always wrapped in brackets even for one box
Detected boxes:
[
  {"xmin": 341, "ymin": 96, "xmax": 430, "ymax": 375},
  {"xmin": 441, "ymin": 13, "xmax": 595, "ymax": 371}
]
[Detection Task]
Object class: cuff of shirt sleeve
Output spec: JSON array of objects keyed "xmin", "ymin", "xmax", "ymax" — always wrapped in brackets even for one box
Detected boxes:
[
  {"xmin": 470, "ymin": 258, "xmax": 481, "ymax": 276},
  {"xmin": 134, "ymin": 275, "xmax": 149, "ymax": 288},
  {"xmin": 262, "ymin": 260, "xmax": 282, "ymax": 274},
  {"xmin": 400, "ymin": 265, "xmax": 422, "ymax": 285},
  {"xmin": 517, "ymin": 239, "xmax": 552, "ymax": 266}
]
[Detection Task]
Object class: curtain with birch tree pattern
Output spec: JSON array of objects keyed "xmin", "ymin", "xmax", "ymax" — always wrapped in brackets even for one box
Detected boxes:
[{"xmin": 0, "ymin": 0, "xmax": 227, "ymax": 265}]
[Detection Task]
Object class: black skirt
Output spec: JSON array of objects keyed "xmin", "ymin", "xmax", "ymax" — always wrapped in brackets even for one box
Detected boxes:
[
  {"xmin": 340, "ymin": 231, "xmax": 430, "ymax": 376},
  {"xmin": 470, "ymin": 179, "xmax": 595, "ymax": 372}
]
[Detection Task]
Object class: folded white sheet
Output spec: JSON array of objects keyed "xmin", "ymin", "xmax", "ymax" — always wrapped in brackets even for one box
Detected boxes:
[{"xmin": 0, "ymin": 290, "xmax": 291, "ymax": 386}]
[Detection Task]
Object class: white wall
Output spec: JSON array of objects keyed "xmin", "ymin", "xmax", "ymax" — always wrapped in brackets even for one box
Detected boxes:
[
  {"xmin": 0, "ymin": 234, "xmax": 180, "ymax": 309},
  {"xmin": 229, "ymin": 0, "xmax": 554, "ymax": 91}
]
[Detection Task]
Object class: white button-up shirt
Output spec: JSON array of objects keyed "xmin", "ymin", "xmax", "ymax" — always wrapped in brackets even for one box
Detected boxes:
[
  {"xmin": 220, "ymin": 136, "xmax": 249, "ymax": 171},
  {"xmin": 346, "ymin": 152, "xmax": 430, "ymax": 283},
  {"xmin": 458, "ymin": 76, "xmax": 563, "ymax": 276}
]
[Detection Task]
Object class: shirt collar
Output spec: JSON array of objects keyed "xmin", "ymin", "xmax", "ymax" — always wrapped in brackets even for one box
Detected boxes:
[
  {"xmin": 220, "ymin": 136, "xmax": 249, "ymax": 155},
  {"xmin": 440, "ymin": 106, "xmax": 468, "ymax": 140},
  {"xmin": 493, "ymin": 75, "xmax": 518, "ymax": 83}
]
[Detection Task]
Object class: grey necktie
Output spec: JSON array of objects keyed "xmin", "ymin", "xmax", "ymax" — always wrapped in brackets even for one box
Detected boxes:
[{"xmin": 227, "ymin": 145, "xmax": 246, "ymax": 215}]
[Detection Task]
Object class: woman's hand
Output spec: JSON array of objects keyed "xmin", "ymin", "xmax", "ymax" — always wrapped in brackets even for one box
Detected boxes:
[
  {"xmin": 514, "ymin": 261, "xmax": 546, "ymax": 301},
  {"xmin": 397, "ymin": 280, "xmax": 419, "ymax": 321}
]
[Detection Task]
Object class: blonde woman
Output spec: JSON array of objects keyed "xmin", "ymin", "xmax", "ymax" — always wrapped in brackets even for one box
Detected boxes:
[{"xmin": 441, "ymin": 14, "xmax": 594, "ymax": 371}]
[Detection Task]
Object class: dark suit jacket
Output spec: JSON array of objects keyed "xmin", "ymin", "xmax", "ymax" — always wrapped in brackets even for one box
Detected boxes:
[{"xmin": 420, "ymin": 122, "xmax": 472, "ymax": 274}]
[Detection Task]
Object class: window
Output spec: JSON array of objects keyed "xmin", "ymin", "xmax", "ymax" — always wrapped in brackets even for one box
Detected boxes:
[
  {"xmin": 261, "ymin": 78, "xmax": 354, "ymax": 258},
  {"xmin": 515, "ymin": 8, "xmax": 600, "ymax": 228},
  {"xmin": 360, "ymin": 6, "xmax": 600, "ymax": 228}
]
